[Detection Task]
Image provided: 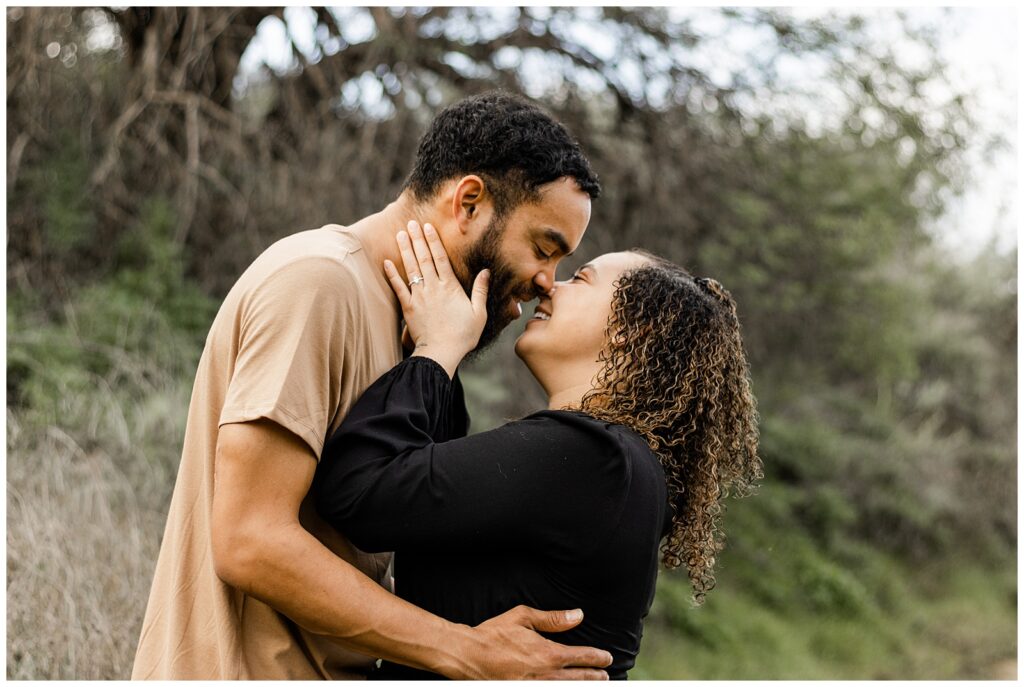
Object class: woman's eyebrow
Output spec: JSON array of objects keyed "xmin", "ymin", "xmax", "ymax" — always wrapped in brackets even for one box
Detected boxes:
[{"xmin": 578, "ymin": 263, "xmax": 597, "ymax": 277}]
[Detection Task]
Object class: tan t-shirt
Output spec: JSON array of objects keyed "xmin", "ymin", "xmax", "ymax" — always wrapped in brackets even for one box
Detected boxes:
[{"xmin": 132, "ymin": 225, "xmax": 403, "ymax": 679}]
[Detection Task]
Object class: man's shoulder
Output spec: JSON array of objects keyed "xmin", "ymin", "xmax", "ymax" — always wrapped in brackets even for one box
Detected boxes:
[
  {"xmin": 257, "ymin": 224, "xmax": 362, "ymax": 271},
  {"xmin": 236, "ymin": 225, "xmax": 372, "ymax": 292},
  {"xmin": 209, "ymin": 225, "xmax": 380, "ymax": 335}
]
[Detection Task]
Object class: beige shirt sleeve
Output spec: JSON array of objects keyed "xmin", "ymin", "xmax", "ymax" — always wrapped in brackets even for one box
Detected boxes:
[{"xmin": 219, "ymin": 256, "xmax": 353, "ymax": 459}]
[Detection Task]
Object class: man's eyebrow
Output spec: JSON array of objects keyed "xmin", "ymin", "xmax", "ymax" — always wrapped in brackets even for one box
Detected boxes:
[{"xmin": 541, "ymin": 228, "xmax": 573, "ymax": 257}]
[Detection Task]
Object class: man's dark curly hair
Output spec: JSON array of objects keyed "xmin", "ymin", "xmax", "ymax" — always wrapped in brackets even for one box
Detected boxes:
[
  {"xmin": 405, "ymin": 91, "xmax": 600, "ymax": 218},
  {"xmin": 577, "ymin": 250, "xmax": 763, "ymax": 605}
]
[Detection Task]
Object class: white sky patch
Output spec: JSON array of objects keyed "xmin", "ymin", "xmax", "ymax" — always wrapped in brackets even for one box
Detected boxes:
[
  {"xmin": 238, "ymin": 15, "xmax": 292, "ymax": 75},
  {"xmin": 83, "ymin": 11, "xmax": 118, "ymax": 52},
  {"xmin": 330, "ymin": 6, "xmax": 377, "ymax": 44},
  {"xmin": 934, "ymin": 7, "xmax": 1017, "ymax": 258}
]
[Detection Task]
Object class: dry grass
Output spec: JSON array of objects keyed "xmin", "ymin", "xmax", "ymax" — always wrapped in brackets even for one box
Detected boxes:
[{"xmin": 6, "ymin": 367, "xmax": 190, "ymax": 679}]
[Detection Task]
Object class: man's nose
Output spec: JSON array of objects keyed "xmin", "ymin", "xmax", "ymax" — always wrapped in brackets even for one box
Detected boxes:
[{"xmin": 533, "ymin": 268, "xmax": 556, "ymax": 296}]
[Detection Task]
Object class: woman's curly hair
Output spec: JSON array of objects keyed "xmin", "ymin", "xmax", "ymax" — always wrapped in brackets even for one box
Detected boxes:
[{"xmin": 578, "ymin": 250, "xmax": 762, "ymax": 604}]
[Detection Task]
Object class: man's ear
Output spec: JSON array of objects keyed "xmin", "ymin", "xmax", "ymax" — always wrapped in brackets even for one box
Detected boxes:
[{"xmin": 451, "ymin": 175, "xmax": 488, "ymax": 236}]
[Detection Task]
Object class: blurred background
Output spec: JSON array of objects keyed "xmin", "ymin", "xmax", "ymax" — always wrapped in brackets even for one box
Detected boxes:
[{"xmin": 5, "ymin": 6, "xmax": 1017, "ymax": 680}]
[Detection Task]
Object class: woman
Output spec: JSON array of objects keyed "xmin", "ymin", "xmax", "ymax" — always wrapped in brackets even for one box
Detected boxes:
[{"xmin": 313, "ymin": 222, "xmax": 762, "ymax": 679}]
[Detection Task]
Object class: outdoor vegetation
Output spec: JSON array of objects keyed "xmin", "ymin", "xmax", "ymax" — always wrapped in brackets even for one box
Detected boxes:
[{"xmin": 6, "ymin": 7, "xmax": 1016, "ymax": 679}]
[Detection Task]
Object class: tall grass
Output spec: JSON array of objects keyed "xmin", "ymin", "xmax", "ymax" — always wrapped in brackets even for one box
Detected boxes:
[
  {"xmin": 6, "ymin": 205, "xmax": 216, "ymax": 679},
  {"xmin": 6, "ymin": 334, "xmax": 194, "ymax": 678}
]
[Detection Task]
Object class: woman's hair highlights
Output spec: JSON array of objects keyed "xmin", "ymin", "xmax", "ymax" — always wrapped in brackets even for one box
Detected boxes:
[{"xmin": 578, "ymin": 249, "xmax": 763, "ymax": 604}]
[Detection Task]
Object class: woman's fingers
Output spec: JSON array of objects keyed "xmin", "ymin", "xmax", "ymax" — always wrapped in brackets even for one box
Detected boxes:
[
  {"xmin": 422, "ymin": 223, "xmax": 455, "ymax": 281},
  {"xmin": 388, "ymin": 219, "xmax": 487, "ymax": 365},
  {"xmin": 471, "ymin": 269, "xmax": 490, "ymax": 319},
  {"xmin": 406, "ymin": 220, "xmax": 438, "ymax": 282},
  {"xmin": 383, "ymin": 259, "xmax": 412, "ymax": 310},
  {"xmin": 396, "ymin": 230, "xmax": 421, "ymax": 286}
]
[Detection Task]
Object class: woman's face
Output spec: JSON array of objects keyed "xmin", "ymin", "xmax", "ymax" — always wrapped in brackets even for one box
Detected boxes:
[{"xmin": 515, "ymin": 251, "xmax": 651, "ymax": 371}]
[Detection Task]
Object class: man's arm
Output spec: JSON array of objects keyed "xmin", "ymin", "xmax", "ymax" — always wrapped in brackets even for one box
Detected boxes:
[{"xmin": 210, "ymin": 419, "xmax": 613, "ymax": 680}]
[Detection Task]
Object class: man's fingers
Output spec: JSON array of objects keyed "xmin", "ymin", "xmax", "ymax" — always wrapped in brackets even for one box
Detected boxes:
[
  {"xmin": 524, "ymin": 607, "xmax": 585, "ymax": 633},
  {"xmin": 422, "ymin": 223, "xmax": 455, "ymax": 280},
  {"xmin": 543, "ymin": 668, "xmax": 610, "ymax": 681},
  {"xmin": 550, "ymin": 645, "xmax": 614, "ymax": 670},
  {"xmin": 519, "ymin": 609, "xmax": 613, "ymax": 668},
  {"xmin": 406, "ymin": 221, "xmax": 438, "ymax": 281}
]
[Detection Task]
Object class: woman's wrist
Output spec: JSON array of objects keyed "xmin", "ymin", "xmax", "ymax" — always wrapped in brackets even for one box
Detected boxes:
[{"xmin": 410, "ymin": 342, "xmax": 465, "ymax": 379}]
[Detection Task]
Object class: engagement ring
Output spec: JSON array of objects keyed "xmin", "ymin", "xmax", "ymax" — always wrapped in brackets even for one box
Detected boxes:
[{"xmin": 408, "ymin": 275, "xmax": 424, "ymax": 287}]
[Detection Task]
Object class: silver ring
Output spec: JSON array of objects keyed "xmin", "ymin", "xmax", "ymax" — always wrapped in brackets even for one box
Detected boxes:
[{"xmin": 408, "ymin": 275, "xmax": 424, "ymax": 287}]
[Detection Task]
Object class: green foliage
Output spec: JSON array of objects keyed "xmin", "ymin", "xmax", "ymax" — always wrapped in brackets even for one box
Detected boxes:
[
  {"xmin": 698, "ymin": 130, "xmax": 931, "ymax": 393},
  {"xmin": 795, "ymin": 549, "xmax": 874, "ymax": 617},
  {"xmin": 795, "ymin": 485, "xmax": 859, "ymax": 548},
  {"xmin": 637, "ymin": 518, "xmax": 1014, "ymax": 679},
  {"xmin": 8, "ymin": 197, "xmax": 217, "ymax": 425},
  {"xmin": 34, "ymin": 132, "xmax": 96, "ymax": 255},
  {"xmin": 758, "ymin": 414, "xmax": 844, "ymax": 484}
]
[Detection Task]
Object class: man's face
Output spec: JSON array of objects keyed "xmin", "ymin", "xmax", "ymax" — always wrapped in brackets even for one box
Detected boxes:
[{"xmin": 454, "ymin": 177, "xmax": 592, "ymax": 354}]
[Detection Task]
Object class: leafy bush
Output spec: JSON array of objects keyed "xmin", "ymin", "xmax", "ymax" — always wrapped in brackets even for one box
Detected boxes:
[{"xmin": 8, "ymin": 198, "xmax": 216, "ymax": 426}]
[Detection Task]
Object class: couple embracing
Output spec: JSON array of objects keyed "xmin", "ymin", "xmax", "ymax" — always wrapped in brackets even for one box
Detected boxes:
[{"xmin": 132, "ymin": 91, "xmax": 762, "ymax": 680}]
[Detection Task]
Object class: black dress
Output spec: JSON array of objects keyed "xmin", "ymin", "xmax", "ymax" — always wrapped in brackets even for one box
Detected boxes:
[{"xmin": 313, "ymin": 356, "xmax": 671, "ymax": 680}]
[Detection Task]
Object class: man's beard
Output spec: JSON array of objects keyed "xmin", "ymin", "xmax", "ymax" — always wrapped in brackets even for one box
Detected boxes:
[{"xmin": 457, "ymin": 215, "xmax": 535, "ymax": 358}]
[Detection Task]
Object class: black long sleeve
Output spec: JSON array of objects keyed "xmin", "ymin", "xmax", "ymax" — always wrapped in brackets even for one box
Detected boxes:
[
  {"xmin": 314, "ymin": 356, "xmax": 632, "ymax": 558},
  {"xmin": 313, "ymin": 356, "xmax": 670, "ymax": 679}
]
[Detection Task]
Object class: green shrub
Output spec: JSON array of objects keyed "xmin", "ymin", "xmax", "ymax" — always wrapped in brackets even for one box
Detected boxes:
[
  {"xmin": 793, "ymin": 548, "xmax": 874, "ymax": 617},
  {"xmin": 8, "ymin": 197, "xmax": 216, "ymax": 427}
]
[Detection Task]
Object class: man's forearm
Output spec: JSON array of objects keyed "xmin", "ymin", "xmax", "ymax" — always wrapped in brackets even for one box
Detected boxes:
[{"xmin": 224, "ymin": 520, "xmax": 475, "ymax": 677}]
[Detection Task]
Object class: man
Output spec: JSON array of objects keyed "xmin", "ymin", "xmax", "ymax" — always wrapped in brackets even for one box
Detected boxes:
[{"xmin": 132, "ymin": 92, "xmax": 611, "ymax": 679}]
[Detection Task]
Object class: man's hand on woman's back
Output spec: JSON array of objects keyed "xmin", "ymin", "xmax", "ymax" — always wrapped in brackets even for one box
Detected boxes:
[{"xmin": 456, "ymin": 605, "xmax": 613, "ymax": 680}]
